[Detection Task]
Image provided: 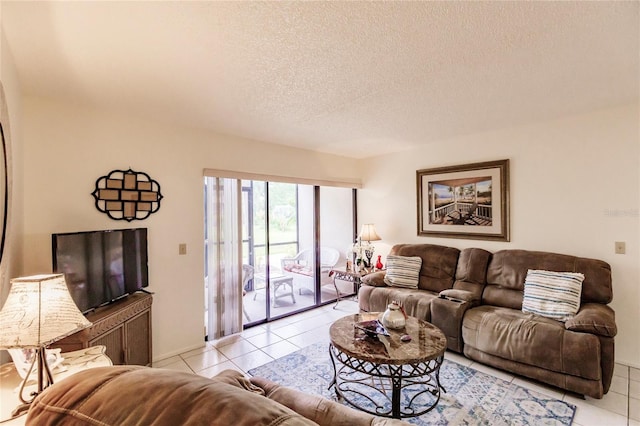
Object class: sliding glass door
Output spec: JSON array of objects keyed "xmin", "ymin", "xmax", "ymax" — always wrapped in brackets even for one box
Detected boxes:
[
  {"xmin": 243, "ymin": 181, "xmax": 305, "ymax": 323},
  {"xmin": 319, "ymin": 187, "xmax": 353, "ymax": 304},
  {"xmin": 205, "ymin": 175, "xmax": 356, "ymax": 335}
]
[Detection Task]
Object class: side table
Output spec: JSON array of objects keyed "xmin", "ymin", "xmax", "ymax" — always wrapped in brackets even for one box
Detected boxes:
[
  {"xmin": 329, "ymin": 269, "xmax": 378, "ymax": 309},
  {"xmin": 0, "ymin": 346, "xmax": 113, "ymax": 424},
  {"xmin": 253, "ymin": 273, "xmax": 296, "ymax": 307}
]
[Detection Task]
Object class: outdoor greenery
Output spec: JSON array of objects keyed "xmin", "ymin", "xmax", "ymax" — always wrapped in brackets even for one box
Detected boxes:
[{"xmin": 246, "ymin": 181, "xmax": 300, "ymax": 268}]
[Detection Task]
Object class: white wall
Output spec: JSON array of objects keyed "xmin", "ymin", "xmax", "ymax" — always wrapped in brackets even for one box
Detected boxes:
[
  {"xmin": 21, "ymin": 97, "xmax": 360, "ymax": 360},
  {"xmin": 14, "ymin": 93, "xmax": 640, "ymax": 367},
  {"xmin": 0, "ymin": 15, "xmax": 24, "ymax": 364},
  {"xmin": 358, "ymin": 104, "xmax": 640, "ymax": 367},
  {"xmin": 0, "ymin": 23, "xmax": 23, "ymax": 300}
]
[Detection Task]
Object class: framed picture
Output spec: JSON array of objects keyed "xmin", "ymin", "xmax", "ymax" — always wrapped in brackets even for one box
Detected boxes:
[{"xmin": 417, "ymin": 159, "xmax": 510, "ymax": 241}]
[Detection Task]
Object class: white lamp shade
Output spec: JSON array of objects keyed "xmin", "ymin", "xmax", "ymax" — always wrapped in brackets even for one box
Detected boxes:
[
  {"xmin": 359, "ymin": 224, "xmax": 381, "ymax": 242},
  {"xmin": 0, "ymin": 274, "xmax": 92, "ymax": 348}
]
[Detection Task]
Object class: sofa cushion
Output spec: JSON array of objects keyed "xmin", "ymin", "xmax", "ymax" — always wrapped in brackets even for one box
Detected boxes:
[
  {"xmin": 455, "ymin": 247, "xmax": 491, "ymax": 285},
  {"xmin": 250, "ymin": 376, "xmax": 409, "ymax": 426},
  {"xmin": 284, "ymin": 263, "xmax": 314, "ymax": 276},
  {"xmin": 27, "ymin": 366, "xmax": 317, "ymax": 426},
  {"xmin": 522, "ymin": 269, "xmax": 584, "ymax": 321},
  {"xmin": 358, "ymin": 285, "xmax": 437, "ymax": 321},
  {"xmin": 389, "ymin": 244, "xmax": 459, "ymax": 292},
  {"xmin": 462, "ymin": 305, "xmax": 601, "ymax": 380},
  {"xmin": 484, "ymin": 250, "xmax": 612, "ymax": 309},
  {"xmin": 383, "ymin": 255, "xmax": 422, "ymax": 288}
]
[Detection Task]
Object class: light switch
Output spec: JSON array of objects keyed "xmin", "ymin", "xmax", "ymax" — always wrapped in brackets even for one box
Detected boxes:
[
  {"xmin": 614, "ymin": 242, "xmax": 625, "ymax": 254},
  {"xmin": 179, "ymin": 243, "xmax": 187, "ymax": 255}
]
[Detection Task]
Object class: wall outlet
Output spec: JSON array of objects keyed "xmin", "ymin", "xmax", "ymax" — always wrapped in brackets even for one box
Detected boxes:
[
  {"xmin": 614, "ymin": 241, "xmax": 625, "ymax": 254},
  {"xmin": 179, "ymin": 243, "xmax": 187, "ymax": 255}
]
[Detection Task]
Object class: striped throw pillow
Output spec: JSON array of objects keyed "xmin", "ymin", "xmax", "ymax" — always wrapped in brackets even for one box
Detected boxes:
[
  {"xmin": 522, "ymin": 269, "xmax": 584, "ymax": 322},
  {"xmin": 383, "ymin": 255, "xmax": 422, "ymax": 288}
]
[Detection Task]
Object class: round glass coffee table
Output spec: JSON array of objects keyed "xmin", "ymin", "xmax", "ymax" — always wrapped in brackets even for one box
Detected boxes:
[{"xmin": 329, "ymin": 313, "xmax": 447, "ymax": 419}]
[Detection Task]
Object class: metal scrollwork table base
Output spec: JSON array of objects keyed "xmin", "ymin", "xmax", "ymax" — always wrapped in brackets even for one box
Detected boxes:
[{"xmin": 328, "ymin": 314, "xmax": 447, "ymax": 419}]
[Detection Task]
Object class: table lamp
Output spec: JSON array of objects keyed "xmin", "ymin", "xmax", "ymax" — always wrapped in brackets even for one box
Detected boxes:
[
  {"xmin": 0, "ymin": 274, "xmax": 92, "ymax": 415},
  {"xmin": 359, "ymin": 224, "xmax": 382, "ymax": 269}
]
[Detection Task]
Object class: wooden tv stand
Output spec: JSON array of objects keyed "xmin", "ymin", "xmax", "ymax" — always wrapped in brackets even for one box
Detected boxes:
[{"xmin": 53, "ymin": 292, "xmax": 153, "ymax": 366}]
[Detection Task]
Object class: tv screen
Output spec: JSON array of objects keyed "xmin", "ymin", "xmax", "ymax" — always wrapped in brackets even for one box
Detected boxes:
[{"xmin": 52, "ymin": 228, "xmax": 148, "ymax": 314}]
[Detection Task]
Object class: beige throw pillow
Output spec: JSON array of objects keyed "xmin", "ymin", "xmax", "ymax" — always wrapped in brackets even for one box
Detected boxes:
[
  {"xmin": 383, "ymin": 255, "xmax": 422, "ymax": 288},
  {"xmin": 522, "ymin": 269, "xmax": 584, "ymax": 322}
]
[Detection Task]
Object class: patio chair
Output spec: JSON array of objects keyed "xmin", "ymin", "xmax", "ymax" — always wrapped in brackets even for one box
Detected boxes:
[
  {"xmin": 448, "ymin": 202, "xmax": 478, "ymax": 225},
  {"xmin": 280, "ymin": 247, "xmax": 340, "ymax": 295}
]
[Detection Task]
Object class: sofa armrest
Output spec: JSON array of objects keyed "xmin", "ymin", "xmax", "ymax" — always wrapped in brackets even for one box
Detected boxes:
[
  {"xmin": 431, "ymin": 291, "xmax": 478, "ymax": 353},
  {"xmin": 28, "ymin": 366, "xmax": 316, "ymax": 426},
  {"xmin": 438, "ymin": 289, "xmax": 480, "ymax": 305},
  {"xmin": 250, "ymin": 376, "xmax": 409, "ymax": 426},
  {"xmin": 565, "ymin": 303, "xmax": 617, "ymax": 337},
  {"xmin": 361, "ymin": 271, "xmax": 388, "ymax": 287}
]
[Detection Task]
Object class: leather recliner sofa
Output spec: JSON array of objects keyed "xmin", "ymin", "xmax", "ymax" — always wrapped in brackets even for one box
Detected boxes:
[
  {"xmin": 359, "ymin": 244, "xmax": 616, "ymax": 399},
  {"xmin": 27, "ymin": 366, "xmax": 410, "ymax": 425}
]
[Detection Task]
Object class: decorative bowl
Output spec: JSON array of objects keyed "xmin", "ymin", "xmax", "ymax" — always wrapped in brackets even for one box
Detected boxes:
[{"xmin": 354, "ymin": 320, "xmax": 390, "ymax": 338}]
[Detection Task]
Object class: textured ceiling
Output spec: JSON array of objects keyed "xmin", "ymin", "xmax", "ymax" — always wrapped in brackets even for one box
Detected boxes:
[{"xmin": 2, "ymin": 1, "xmax": 638, "ymax": 159}]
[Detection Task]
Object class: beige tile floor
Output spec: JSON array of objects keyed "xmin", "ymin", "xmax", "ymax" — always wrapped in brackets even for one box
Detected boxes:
[{"xmin": 154, "ymin": 300, "xmax": 639, "ymax": 426}]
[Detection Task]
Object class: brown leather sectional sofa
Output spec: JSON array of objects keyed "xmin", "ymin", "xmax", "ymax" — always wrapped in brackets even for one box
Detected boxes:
[
  {"xmin": 359, "ymin": 244, "xmax": 616, "ymax": 399},
  {"xmin": 27, "ymin": 366, "xmax": 410, "ymax": 425}
]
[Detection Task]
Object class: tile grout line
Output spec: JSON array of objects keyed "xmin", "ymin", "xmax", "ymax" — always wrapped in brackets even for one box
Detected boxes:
[
  {"xmin": 167, "ymin": 301, "xmax": 632, "ymax": 425},
  {"xmin": 178, "ymin": 353, "xmax": 196, "ymax": 374},
  {"xmin": 628, "ymin": 367, "xmax": 631, "ymax": 426}
]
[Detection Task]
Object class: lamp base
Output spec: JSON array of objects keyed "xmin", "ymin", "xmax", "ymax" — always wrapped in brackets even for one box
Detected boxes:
[
  {"xmin": 12, "ymin": 346, "xmax": 55, "ymax": 416},
  {"xmin": 11, "ymin": 402, "xmax": 30, "ymax": 418}
]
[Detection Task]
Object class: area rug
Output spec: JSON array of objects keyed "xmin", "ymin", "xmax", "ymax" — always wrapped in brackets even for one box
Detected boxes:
[{"xmin": 248, "ymin": 342, "xmax": 575, "ymax": 425}]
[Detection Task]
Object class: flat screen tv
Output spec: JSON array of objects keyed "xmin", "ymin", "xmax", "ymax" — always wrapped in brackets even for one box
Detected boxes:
[{"xmin": 52, "ymin": 228, "xmax": 149, "ymax": 314}]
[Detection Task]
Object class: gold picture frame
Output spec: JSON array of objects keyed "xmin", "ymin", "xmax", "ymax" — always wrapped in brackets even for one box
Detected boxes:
[{"xmin": 417, "ymin": 159, "xmax": 510, "ymax": 241}]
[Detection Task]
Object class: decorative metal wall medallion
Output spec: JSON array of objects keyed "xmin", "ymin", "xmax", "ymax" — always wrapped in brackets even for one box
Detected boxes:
[{"xmin": 92, "ymin": 169, "xmax": 163, "ymax": 221}]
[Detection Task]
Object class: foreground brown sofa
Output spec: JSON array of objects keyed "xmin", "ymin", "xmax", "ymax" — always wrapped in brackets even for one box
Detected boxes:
[
  {"xmin": 27, "ymin": 366, "xmax": 409, "ymax": 425},
  {"xmin": 359, "ymin": 244, "xmax": 616, "ymax": 399}
]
